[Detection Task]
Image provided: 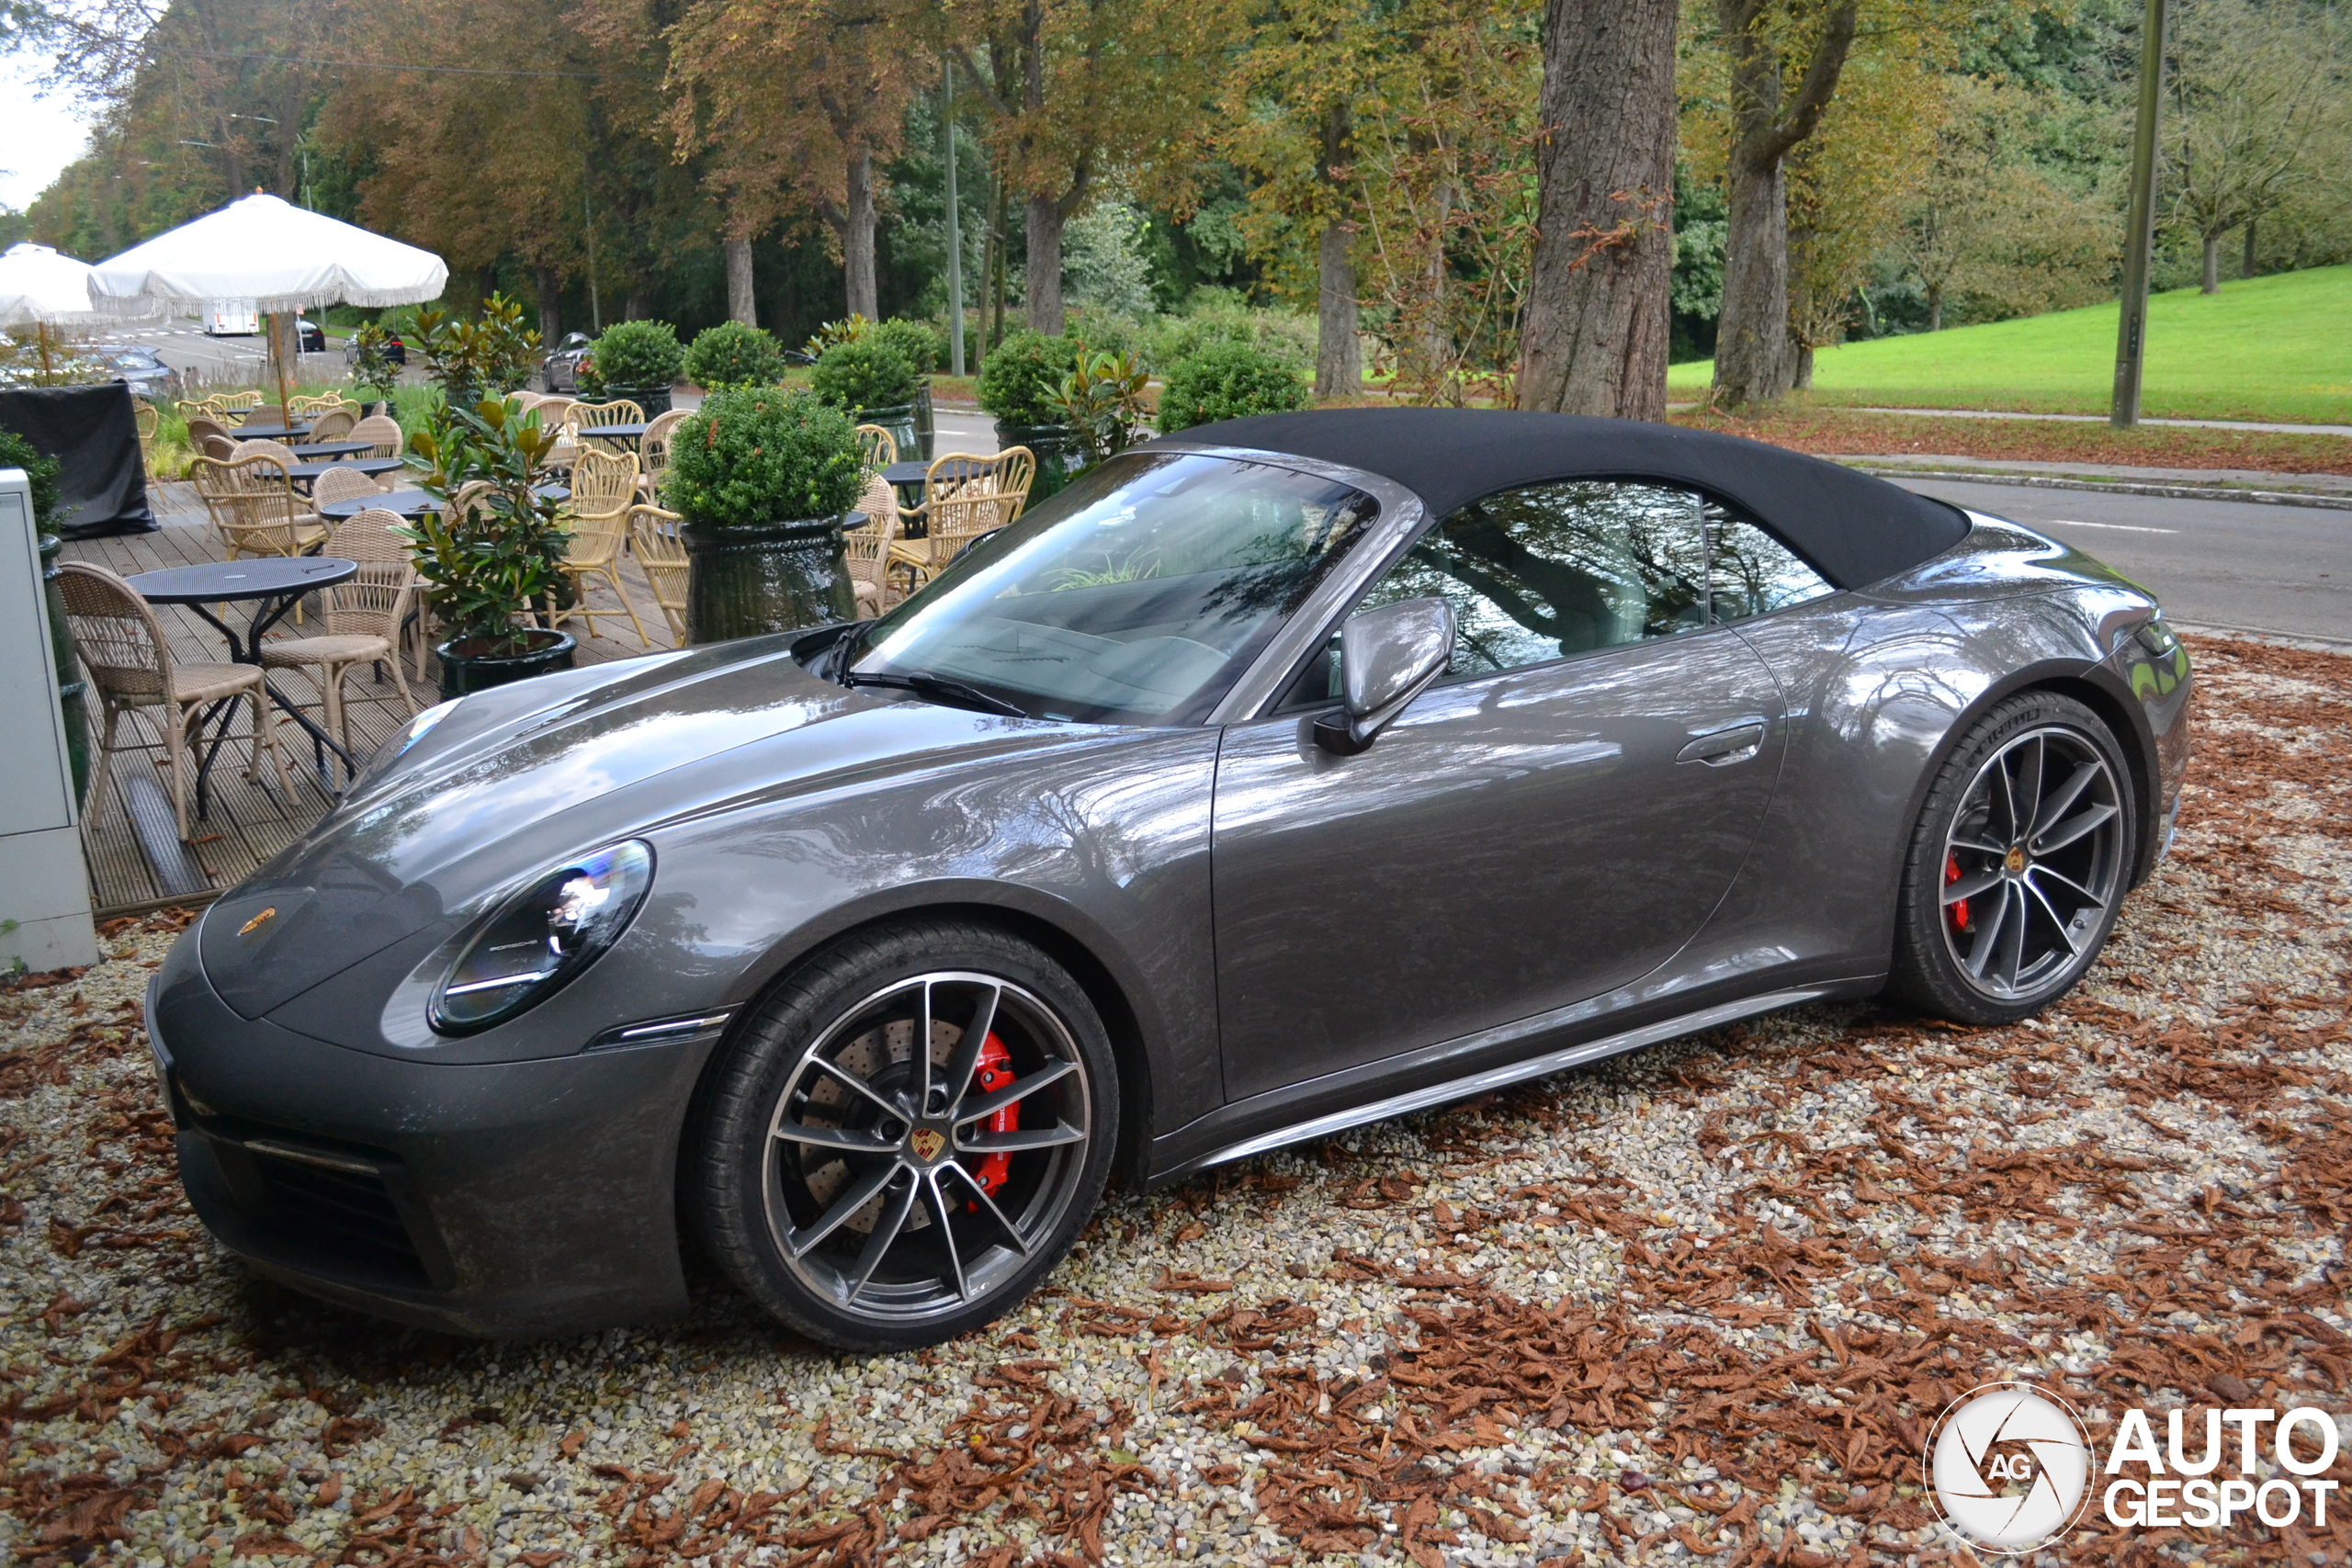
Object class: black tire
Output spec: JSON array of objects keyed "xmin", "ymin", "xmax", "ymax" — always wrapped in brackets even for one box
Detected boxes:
[
  {"xmin": 1887, "ymin": 692, "xmax": 2135, "ymax": 1024},
  {"xmin": 689, "ymin": 919, "xmax": 1117, "ymax": 1351}
]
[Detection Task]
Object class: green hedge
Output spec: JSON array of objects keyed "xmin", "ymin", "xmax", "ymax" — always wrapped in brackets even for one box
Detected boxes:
[
  {"xmin": 977, "ymin": 331, "xmax": 1080, "ymax": 425},
  {"xmin": 1154, "ymin": 341, "xmax": 1309, "ymax": 432}
]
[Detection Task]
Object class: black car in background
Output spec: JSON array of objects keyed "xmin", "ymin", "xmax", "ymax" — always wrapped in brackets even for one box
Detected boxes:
[
  {"xmin": 540, "ymin": 332, "xmax": 592, "ymax": 392},
  {"xmin": 342, "ymin": 332, "xmax": 408, "ymax": 368},
  {"xmin": 295, "ymin": 317, "xmax": 327, "ymax": 355}
]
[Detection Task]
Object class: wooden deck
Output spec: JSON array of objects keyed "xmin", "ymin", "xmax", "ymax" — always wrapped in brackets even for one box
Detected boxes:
[{"xmin": 61, "ymin": 482, "xmax": 678, "ymax": 914}]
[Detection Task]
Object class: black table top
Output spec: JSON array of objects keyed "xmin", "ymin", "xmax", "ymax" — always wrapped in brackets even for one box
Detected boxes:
[
  {"xmin": 321, "ymin": 489, "xmax": 435, "ymax": 521},
  {"xmin": 289, "ymin": 438, "xmax": 373, "ymax": 459},
  {"xmin": 232, "ymin": 422, "xmax": 312, "ymax": 440},
  {"xmin": 126, "ymin": 557, "xmax": 356, "ymax": 604},
  {"xmin": 881, "ymin": 460, "xmax": 931, "ymax": 487},
  {"xmin": 577, "ymin": 422, "xmax": 650, "ymax": 441},
  {"xmin": 287, "ymin": 457, "xmax": 405, "ymax": 482}
]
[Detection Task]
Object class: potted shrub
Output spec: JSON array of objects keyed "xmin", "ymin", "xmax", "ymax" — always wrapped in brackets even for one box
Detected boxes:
[
  {"xmin": 662, "ymin": 388, "xmax": 865, "ymax": 643},
  {"xmin": 977, "ymin": 329, "xmax": 1082, "ymax": 500},
  {"xmin": 401, "ymin": 396, "xmax": 577, "ymax": 696},
  {"xmin": 683, "ymin": 321, "xmax": 785, "ymax": 389},
  {"xmin": 583, "ymin": 319, "xmax": 684, "ymax": 415},
  {"xmin": 1052, "ymin": 345, "xmax": 1151, "ymax": 471},
  {"xmin": 1156, "ymin": 339, "xmax": 1310, "ymax": 432},
  {"xmin": 809, "ymin": 335, "xmax": 921, "ymax": 461},
  {"xmin": 870, "ymin": 318, "xmax": 943, "ymax": 459}
]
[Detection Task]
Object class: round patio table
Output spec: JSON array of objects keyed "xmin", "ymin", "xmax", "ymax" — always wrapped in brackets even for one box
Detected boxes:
[
  {"xmin": 321, "ymin": 488, "xmax": 435, "ymax": 522},
  {"xmin": 577, "ymin": 423, "xmax": 649, "ymax": 448},
  {"xmin": 232, "ymin": 422, "xmax": 313, "ymax": 441},
  {"xmin": 123, "ymin": 557, "xmax": 363, "ymax": 807},
  {"xmin": 288, "ymin": 438, "xmax": 374, "ymax": 460},
  {"xmin": 285, "ymin": 457, "xmax": 405, "ymax": 491}
]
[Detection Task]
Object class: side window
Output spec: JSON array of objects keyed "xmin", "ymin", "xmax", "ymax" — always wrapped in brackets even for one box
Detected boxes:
[{"xmin": 1705, "ymin": 502, "xmax": 1835, "ymax": 621}]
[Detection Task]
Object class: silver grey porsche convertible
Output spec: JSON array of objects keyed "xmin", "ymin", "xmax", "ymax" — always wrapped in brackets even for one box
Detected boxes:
[{"xmin": 149, "ymin": 409, "xmax": 2190, "ymax": 1349}]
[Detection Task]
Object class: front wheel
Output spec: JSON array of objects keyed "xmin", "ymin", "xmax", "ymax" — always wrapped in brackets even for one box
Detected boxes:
[
  {"xmin": 1888, "ymin": 692, "xmax": 2136, "ymax": 1024},
  {"xmin": 690, "ymin": 920, "xmax": 1117, "ymax": 1351}
]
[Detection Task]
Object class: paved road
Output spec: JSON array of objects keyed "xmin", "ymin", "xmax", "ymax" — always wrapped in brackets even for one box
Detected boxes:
[
  {"xmin": 107, "ymin": 318, "xmax": 348, "ymax": 389},
  {"xmin": 1892, "ymin": 477, "xmax": 2352, "ymax": 645}
]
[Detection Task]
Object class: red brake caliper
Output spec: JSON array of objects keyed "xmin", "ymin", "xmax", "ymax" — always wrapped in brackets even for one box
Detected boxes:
[
  {"xmin": 1944, "ymin": 851, "xmax": 1970, "ymax": 932},
  {"xmin": 967, "ymin": 1032, "xmax": 1019, "ymax": 1205}
]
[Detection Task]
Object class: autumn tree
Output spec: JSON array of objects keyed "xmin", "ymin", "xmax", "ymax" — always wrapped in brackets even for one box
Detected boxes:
[
  {"xmin": 1517, "ymin": 0, "xmax": 1679, "ymax": 421},
  {"xmin": 666, "ymin": 0, "xmax": 922, "ymax": 321},
  {"xmin": 943, "ymin": 0, "xmax": 1232, "ymax": 334}
]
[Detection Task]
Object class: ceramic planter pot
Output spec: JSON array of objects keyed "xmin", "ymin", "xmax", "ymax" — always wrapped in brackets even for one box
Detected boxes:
[
  {"xmin": 603, "ymin": 384, "xmax": 674, "ymax": 418},
  {"xmin": 910, "ymin": 381, "xmax": 936, "ymax": 462},
  {"xmin": 680, "ymin": 514, "xmax": 856, "ymax": 645},
  {"xmin": 991, "ymin": 422, "xmax": 1081, "ymax": 501},
  {"xmin": 435, "ymin": 627, "xmax": 577, "ymax": 699},
  {"xmin": 855, "ymin": 401, "xmax": 921, "ymax": 466}
]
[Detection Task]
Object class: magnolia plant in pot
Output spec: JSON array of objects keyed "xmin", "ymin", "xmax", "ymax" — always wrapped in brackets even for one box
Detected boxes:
[
  {"xmin": 400, "ymin": 397, "xmax": 577, "ymax": 697},
  {"xmin": 662, "ymin": 388, "xmax": 865, "ymax": 644}
]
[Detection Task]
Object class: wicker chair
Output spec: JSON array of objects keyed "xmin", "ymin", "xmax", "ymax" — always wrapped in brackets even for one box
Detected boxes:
[
  {"xmin": 241, "ymin": 404, "xmax": 289, "ymax": 428},
  {"xmin": 351, "ymin": 414, "xmax": 405, "ymax": 461},
  {"xmin": 176, "ymin": 399, "xmax": 217, "ymax": 426},
  {"xmin": 563, "ymin": 399, "xmax": 643, "ymax": 435},
  {"xmin": 311, "ymin": 467, "xmax": 382, "ymax": 516},
  {"xmin": 58, "ymin": 561, "xmax": 290, "ymax": 841},
  {"xmin": 888, "ymin": 448, "xmax": 1035, "ymax": 587},
  {"xmin": 215, "ymin": 391, "xmax": 266, "ymax": 421},
  {"xmin": 535, "ymin": 395, "xmax": 577, "ymax": 426},
  {"xmin": 134, "ymin": 401, "xmax": 160, "ymax": 473},
  {"xmin": 191, "ymin": 455, "xmax": 328, "ymax": 559},
  {"xmin": 552, "ymin": 449, "xmax": 648, "ymax": 645},
  {"xmin": 306, "ymin": 407, "xmax": 358, "ymax": 443},
  {"xmin": 230, "ymin": 437, "xmax": 298, "ymax": 466},
  {"xmin": 187, "ymin": 415, "xmax": 232, "ymax": 452},
  {"xmin": 844, "ymin": 504, "xmax": 901, "ymax": 619},
  {"xmin": 333, "ymin": 507, "xmax": 432, "ymax": 676},
  {"xmin": 856, "ymin": 423, "xmax": 899, "ymax": 468},
  {"xmin": 628, "ymin": 505, "xmax": 690, "ymax": 644},
  {"xmin": 289, "ymin": 393, "xmax": 355, "ymax": 420},
  {"xmin": 638, "ymin": 408, "xmax": 690, "ymax": 502},
  {"xmin": 258, "ymin": 508, "xmax": 418, "ymax": 748},
  {"xmin": 199, "ymin": 433, "xmax": 238, "ymax": 462}
]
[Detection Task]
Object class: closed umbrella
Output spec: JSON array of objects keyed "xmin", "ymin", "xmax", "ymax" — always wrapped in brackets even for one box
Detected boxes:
[
  {"xmin": 0, "ymin": 242, "xmax": 162, "ymax": 381},
  {"xmin": 87, "ymin": 193, "xmax": 447, "ymax": 414}
]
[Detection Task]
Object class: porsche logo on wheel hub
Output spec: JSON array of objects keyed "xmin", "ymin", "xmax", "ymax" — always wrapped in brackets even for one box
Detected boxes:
[
  {"xmin": 2005, "ymin": 847, "xmax": 2027, "ymax": 874},
  {"xmin": 909, "ymin": 1128, "xmax": 945, "ymax": 1163}
]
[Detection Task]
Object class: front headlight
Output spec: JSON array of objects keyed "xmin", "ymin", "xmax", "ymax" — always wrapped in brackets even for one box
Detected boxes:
[{"xmin": 429, "ymin": 840, "xmax": 654, "ymax": 1035}]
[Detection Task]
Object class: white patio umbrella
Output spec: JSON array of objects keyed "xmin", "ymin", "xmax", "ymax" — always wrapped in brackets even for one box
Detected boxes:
[
  {"xmin": 0, "ymin": 242, "xmax": 163, "ymax": 380},
  {"xmin": 86, "ymin": 193, "xmax": 448, "ymax": 413}
]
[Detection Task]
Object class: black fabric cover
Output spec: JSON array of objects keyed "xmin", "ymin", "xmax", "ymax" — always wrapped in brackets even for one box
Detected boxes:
[
  {"xmin": 1160, "ymin": 408, "xmax": 1971, "ymax": 590},
  {"xmin": 0, "ymin": 382, "xmax": 157, "ymax": 538}
]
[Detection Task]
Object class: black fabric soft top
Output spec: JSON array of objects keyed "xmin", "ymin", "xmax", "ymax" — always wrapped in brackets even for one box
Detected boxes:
[{"xmin": 1157, "ymin": 408, "xmax": 1970, "ymax": 591}]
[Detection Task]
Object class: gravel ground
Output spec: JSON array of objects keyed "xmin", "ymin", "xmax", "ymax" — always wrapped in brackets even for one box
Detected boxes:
[{"xmin": 5, "ymin": 633, "xmax": 2348, "ymax": 1568}]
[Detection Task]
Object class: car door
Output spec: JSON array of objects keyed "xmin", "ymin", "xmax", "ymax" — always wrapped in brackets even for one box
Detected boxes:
[{"xmin": 1210, "ymin": 479, "xmax": 1809, "ymax": 1101}]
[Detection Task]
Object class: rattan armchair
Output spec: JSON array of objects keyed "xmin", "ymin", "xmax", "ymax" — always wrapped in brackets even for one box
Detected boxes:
[
  {"xmin": 306, "ymin": 407, "xmax": 358, "ymax": 442},
  {"xmin": 258, "ymin": 507, "xmax": 417, "ymax": 747},
  {"xmin": 134, "ymin": 401, "xmax": 160, "ymax": 474},
  {"xmin": 58, "ymin": 561, "xmax": 290, "ymax": 841},
  {"xmin": 628, "ymin": 505, "xmax": 689, "ymax": 644},
  {"xmin": 311, "ymin": 467, "xmax": 382, "ymax": 515},
  {"xmin": 214, "ymin": 391, "xmax": 266, "ymax": 420},
  {"xmin": 230, "ymin": 437, "xmax": 299, "ymax": 466},
  {"xmin": 552, "ymin": 448, "xmax": 648, "ymax": 646},
  {"xmin": 289, "ymin": 393, "xmax": 355, "ymax": 420},
  {"xmin": 844, "ymin": 503, "xmax": 901, "ymax": 619},
  {"xmin": 351, "ymin": 414, "xmax": 405, "ymax": 461},
  {"xmin": 638, "ymin": 408, "xmax": 690, "ymax": 502},
  {"xmin": 563, "ymin": 399, "xmax": 644, "ymax": 434},
  {"xmin": 888, "ymin": 448, "xmax": 1035, "ymax": 588},
  {"xmin": 187, "ymin": 415, "xmax": 232, "ymax": 452},
  {"xmin": 191, "ymin": 454, "xmax": 329, "ymax": 559},
  {"xmin": 856, "ymin": 423, "xmax": 899, "ymax": 468}
]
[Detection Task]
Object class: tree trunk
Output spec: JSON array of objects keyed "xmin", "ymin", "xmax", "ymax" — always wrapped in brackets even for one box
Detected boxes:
[
  {"xmin": 725, "ymin": 238, "xmax": 757, "ymax": 326},
  {"xmin": 1714, "ymin": 154, "xmax": 1792, "ymax": 402},
  {"xmin": 2243, "ymin": 217, "xmax": 2257, "ymax": 278},
  {"xmin": 1517, "ymin": 0, "xmax": 1679, "ymax": 422},
  {"xmin": 1025, "ymin": 194, "xmax": 1066, "ymax": 334},
  {"xmin": 1792, "ymin": 341, "xmax": 1814, "ymax": 389},
  {"xmin": 844, "ymin": 152, "xmax": 879, "ymax": 320},
  {"xmin": 1419, "ymin": 179, "xmax": 1454, "ymax": 383},
  {"xmin": 1314, "ymin": 101, "xmax": 1360, "ymax": 400},
  {"xmin": 535, "ymin": 266, "xmax": 561, "ymax": 346},
  {"xmin": 1927, "ymin": 282, "xmax": 1943, "ymax": 333},
  {"xmin": 2200, "ymin": 233, "xmax": 2220, "ymax": 294},
  {"xmin": 625, "ymin": 287, "xmax": 649, "ymax": 321}
]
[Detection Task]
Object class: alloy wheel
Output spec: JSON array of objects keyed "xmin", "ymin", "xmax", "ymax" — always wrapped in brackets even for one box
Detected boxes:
[
  {"xmin": 762, "ymin": 972, "xmax": 1092, "ymax": 1325},
  {"xmin": 1937, "ymin": 726, "xmax": 2126, "ymax": 1001}
]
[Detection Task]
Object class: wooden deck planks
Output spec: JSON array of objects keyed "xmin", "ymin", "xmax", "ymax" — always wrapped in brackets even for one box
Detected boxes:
[{"xmin": 60, "ymin": 487, "xmax": 682, "ymax": 912}]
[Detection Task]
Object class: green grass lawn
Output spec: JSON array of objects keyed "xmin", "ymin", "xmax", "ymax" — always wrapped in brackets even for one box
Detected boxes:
[{"xmin": 1667, "ymin": 265, "xmax": 2352, "ymax": 424}]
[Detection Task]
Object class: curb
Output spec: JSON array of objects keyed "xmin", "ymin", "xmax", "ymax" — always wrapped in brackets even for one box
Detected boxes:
[
  {"xmin": 2176, "ymin": 623, "xmax": 2352, "ymax": 656},
  {"xmin": 1848, "ymin": 465, "xmax": 2352, "ymax": 513}
]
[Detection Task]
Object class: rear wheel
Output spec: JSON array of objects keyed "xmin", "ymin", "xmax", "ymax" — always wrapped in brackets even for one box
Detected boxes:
[
  {"xmin": 1889, "ymin": 693, "xmax": 2134, "ymax": 1023},
  {"xmin": 691, "ymin": 920, "xmax": 1115, "ymax": 1350}
]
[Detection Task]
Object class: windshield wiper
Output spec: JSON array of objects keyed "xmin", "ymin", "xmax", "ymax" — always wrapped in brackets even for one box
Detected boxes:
[{"xmin": 842, "ymin": 670, "xmax": 1028, "ymax": 717}]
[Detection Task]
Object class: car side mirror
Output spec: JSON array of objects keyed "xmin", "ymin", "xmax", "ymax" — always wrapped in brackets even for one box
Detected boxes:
[{"xmin": 1313, "ymin": 596, "xmax": 1456, "ymax": 756}]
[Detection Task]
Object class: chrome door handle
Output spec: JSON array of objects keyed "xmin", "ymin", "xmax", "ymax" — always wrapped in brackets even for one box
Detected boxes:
[{"xmin": 1677, "ymin": 722, "xmax": 1766, "ymax": 767}]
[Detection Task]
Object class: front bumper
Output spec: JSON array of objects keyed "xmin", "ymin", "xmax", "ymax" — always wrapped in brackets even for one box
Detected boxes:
[{"xmin": 149, "ymin": 933, "xmax": 720, "ymax": 1337}]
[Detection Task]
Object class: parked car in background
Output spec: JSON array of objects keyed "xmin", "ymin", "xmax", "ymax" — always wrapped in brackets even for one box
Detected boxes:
[
  {"xmin": 343, "ymin": 331, "xmax": 407, "ymax": 368},
  {"xmin": 89, "ymin": 344, "xmax": 183, "ymax": 401},
  {"xmin": 206, "ymin": 301, "xmax": 259, "ymax": 336},
  {"xmin": 295, "ymin": 317, "xmax": 326, "ymax": 355},
  {"xmin": 540, "ymin": 332, "xmax": 592, "ymax": 392}
]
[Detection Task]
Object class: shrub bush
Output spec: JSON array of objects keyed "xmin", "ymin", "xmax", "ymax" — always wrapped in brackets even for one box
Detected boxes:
[
  {"xmin": 588, "ymin": 319, "xmax": 684, "ymax": 392},
  {"xmin": 868, "ymin": 317, "xmax": 943, "ymax": 376},
  {"xmin": 663, "ymin": 388, "xmax": 865, "ymax": 525},
  {"xmin": 1140, "ymin": 288, "xmax": 1316, "ymax": 373},
  {"xmin": 684, "ymin": 321, "xmax": 785, "ymax": 389},
  {"xmin": 1156, "ymin": 340, "xmax": 1310, "ymax": 432},
  {"xmin": 0, "ymin": 430, "xmax": 61, "ymax": 535},
  {"xmin": 810, "ymin": 336, "xmax": 920, "ymax": 412},
  {"xmin": 977, "ymin": 330, "xmax": 1080, "ymax": 425}
]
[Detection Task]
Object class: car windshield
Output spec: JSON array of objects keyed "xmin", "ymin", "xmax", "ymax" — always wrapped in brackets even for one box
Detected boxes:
[{"xmin": 848, "ymin": 450, "xmax": 1380, "ymax": 725}]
